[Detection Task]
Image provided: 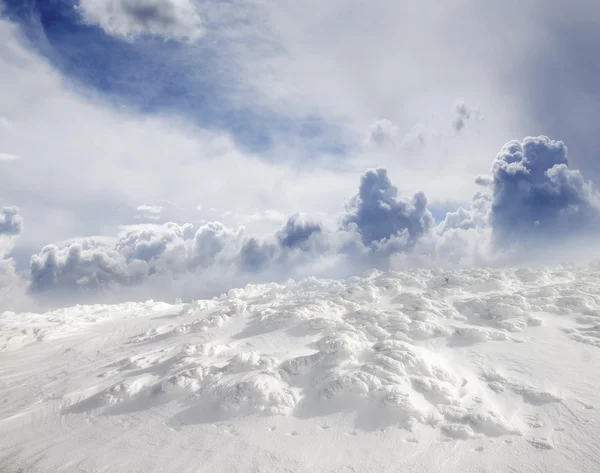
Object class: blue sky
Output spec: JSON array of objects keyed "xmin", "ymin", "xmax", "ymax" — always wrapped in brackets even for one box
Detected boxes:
[{"xmin": 1, "ymin": 0, "xmax": 599, "ymax": 310}]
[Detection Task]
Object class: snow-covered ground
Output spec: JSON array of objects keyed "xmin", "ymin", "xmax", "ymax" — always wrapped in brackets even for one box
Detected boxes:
[{"xmin": 1, "ymin": 265, "xmax": 600, "ymax": 472}]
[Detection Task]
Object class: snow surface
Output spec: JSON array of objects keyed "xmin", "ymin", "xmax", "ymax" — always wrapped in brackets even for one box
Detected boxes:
[{"xmin": 1, "ymin": 265, "xmax": 600, "ymax": 472}]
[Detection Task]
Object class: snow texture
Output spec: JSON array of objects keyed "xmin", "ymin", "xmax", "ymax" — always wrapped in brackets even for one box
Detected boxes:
[{"xmin": 1, "ymin": 264, "xmax": 600, "ymax": 472}]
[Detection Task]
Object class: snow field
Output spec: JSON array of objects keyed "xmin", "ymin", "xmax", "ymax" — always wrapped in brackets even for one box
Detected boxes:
[{"xmin": 1, "ymin": 265, "xmax": 600, "ymax": 472}]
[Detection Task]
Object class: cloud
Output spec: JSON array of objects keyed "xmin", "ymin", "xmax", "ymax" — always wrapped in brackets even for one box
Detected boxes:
[
  {"xmin": 29, "ymin": 239, "xmax": 144, "ymax": 294},
  {"xmin": 364, "ymin": 119, "xmax": 399, "ymax": 147},
  {"xmin": 0, "ymin": 206, "xmax": 27, "ymax": 309},
  {"xmin": 28, "ymin": 221, "xmax": 242, "ymax": 297},
  {"xmin": 17, "ymin": 135, "xmax": 600, "ymax": 308},
  {"xmin": 508, "ymin": 2, "xmax": 600, "ymax": 185},
  {"xmin": 238, "ymin": 0, "xmax": 538, "ymax": 192},
  {"xmin": 364, "ymin": 120, "xmax": 432, "ymax": 153},
  {"xmin": 20, "ymin": 170, "xmax": 382, "ymax": 301},
  {"xmin": 0, "ymin": 17, "xmax": 353, "ymax": 267},
  {"xmin": 487, "ymin": 136, "xmax": 600, "ymax": 245},
  {"xmin": 397, "ymin": 124, "xmax": 430, "ymax": 151},
  {"xmin": 0, "ymin": 253, "xmax": 29, "ymax": 312},
  {"xmin": 192, "ymin": 221, "xmax": 241, "ymax": 268},
  {"xmin": 438, "ymin": 192, "xmax": 491, "ymax": 233},
  {"xmin": 0, "ymin": 257, "xmax": 17, "ymax": 288},
  {"xmin": 436, "ymin": 136, "xmax": 600, "ymax": 253},
  {"xmin": 135, "ymin": 204, "xmax": 163, "ymax": 221},
  {"xmin": 2, "ymin": 0, "xmax": 599, "ymax": 311},
  {"xmin": 7, "ymin": 0, "xmax": 600, "ymax": 229},
  {"xmin": 115, "ymin": 222, "xmax": 194, "ymax": 264},
  {"xmin": 0, "ymin": 152, "xmax": 20, "ymax": 161},
  {"xmin": 77, "ymin": 0, "xmax": 204, "ymax": 41},
  {"xmin": 363, "ymin": 101, "xmax": 480, "ymax": 156},
  {"xmin": 0, "ymin": 206, "xmax": 23, "ymax": 238},
  {"xmin": 453, "ymin": 101, "xmax": 480, "ymax": 132},
  {"xmin": 341, "ymin": 168, "xmax": 433, "ymax": 249},
  {"xmin": 475, "ymin": 175, "xmax": 493, "ymax": 187},
  {"xmin": 0, "ymin": 207, "xmax": 23, "ymax": 287},
  {"xmin": 244, "ymin": 209, "xmax": 287, "ymax": 225},
  {"xmin": 238, "ymin": 238, "xmax": 277, "ymax": 272},
  {"xmin": 276, "ymin": 214, "xmax": 322, "ymax": 250}
]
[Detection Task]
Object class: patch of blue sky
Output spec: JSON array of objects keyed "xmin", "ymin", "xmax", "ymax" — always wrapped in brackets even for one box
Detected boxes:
[{"xmin": 1, "ymin": 0, "xmax": 353, "ymax": 158}]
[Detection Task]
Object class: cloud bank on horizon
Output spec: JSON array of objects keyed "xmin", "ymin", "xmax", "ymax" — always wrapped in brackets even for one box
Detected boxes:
[
  {"xmin": 1, "ymin": 0, "xmax": 599, "ymax": 310},
  {"xmin": 7, "ymin": 134, "xmax": 600, "ymax": 308}
]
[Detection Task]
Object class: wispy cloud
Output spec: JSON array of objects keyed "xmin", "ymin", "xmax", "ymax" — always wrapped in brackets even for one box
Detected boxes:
[
  {"xmin": 77, "ymin": 0, "xmax": 204, "ymax": 41},
  {"xmin": 135, "ymin": 204, "xmax": 163, "ymax": 221},
  {"xmin": 0, "ymin": 153, "xmax": 20, "ymax": 161}
]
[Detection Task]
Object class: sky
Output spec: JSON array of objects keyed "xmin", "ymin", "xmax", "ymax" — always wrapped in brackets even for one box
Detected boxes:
[{"xmin": 1, "ymin": 0, "xmax": 600, "ymax": 311}]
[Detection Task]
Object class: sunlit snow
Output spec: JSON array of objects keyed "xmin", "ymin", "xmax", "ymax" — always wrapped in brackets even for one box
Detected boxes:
[{"xmin": 1, "ymin": 264, "xmax": 600, "ymax": 472}]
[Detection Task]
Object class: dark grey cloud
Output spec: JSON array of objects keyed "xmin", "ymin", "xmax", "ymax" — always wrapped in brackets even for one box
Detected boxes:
[
  {"xmin": 341, "ymin": 168, "xmax": 433, "ymax": 249},
  {"xmin": 276, "ymin": 214, "xmax": 322, "ymax": 250},
  {"xmin": 238, "ymin": 238, "xmax": 276, "ymax": 272},
  {"xmin": 439, "ymin": 136, "xmax": 600, "ymax": 250},
  {"xmin": 235, "ymin": 215, "xmax": 330, "ymax": 273},
  {"xmin": 488, "ymin": 136, "xmax": 600, "ymax": 245}
]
